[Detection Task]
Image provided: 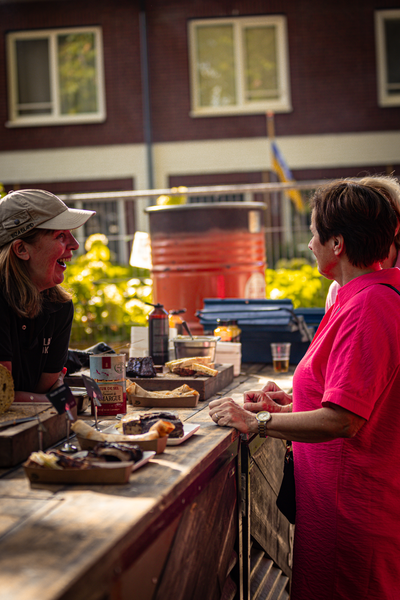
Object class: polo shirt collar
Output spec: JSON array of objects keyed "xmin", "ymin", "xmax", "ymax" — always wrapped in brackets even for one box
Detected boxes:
[{"xmin": 335, "ymin": 268, "xmax": 400, "ymax": 308}]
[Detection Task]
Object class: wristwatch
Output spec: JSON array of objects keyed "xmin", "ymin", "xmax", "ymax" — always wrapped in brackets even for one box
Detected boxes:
[{"xmin": 256, "ymin": 411, "xmax": 272, "ymax": 438}]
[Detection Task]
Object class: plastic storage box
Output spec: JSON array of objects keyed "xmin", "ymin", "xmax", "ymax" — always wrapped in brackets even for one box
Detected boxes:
[{"xmin": 197, "ymin": 299, "xmax": 323, "ymax": 365}]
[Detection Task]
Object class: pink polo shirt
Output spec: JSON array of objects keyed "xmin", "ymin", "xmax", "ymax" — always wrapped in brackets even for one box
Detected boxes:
[
  {"xmin": 291, "ymin": 268, "xmax": 400, "ymax": 600},
  {"xmin": 325, "ymin": 251, "xmax": 400, "ymax": 311}
]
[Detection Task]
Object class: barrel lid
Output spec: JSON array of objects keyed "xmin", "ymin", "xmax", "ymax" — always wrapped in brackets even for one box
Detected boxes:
[{"xmin": 145, "ymin": 202, "xmax": 267, "ymax": 213}]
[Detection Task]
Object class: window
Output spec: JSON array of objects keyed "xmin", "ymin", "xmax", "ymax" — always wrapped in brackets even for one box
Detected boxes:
[
  {"xmin": 188, "ymin": 16, "xmax": 291, "ymax": 116},
  {"xmin": 6, "ymin": 27, "xmax": 106, "ymax": 126},
  {"xmin": 70, "ymin": 198, "xmax": 128, "ymax": 264},
  {"xmin": 375, "ymin": 10, "xmax": 400, "ymax": 107}
]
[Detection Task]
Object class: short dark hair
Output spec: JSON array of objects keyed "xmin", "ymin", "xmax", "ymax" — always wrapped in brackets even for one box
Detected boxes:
[{"xmin": 311, "ymin": 180, "xmax": 398, "ymax": 268}]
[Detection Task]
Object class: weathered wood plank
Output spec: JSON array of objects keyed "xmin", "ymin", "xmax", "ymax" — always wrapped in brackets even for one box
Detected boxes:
[
  {"xmin": 0, "ymin": 364, "xmax": 294, "ymax": 600},
  {"xmin": 250, "ymin": 439, "xmax": 293, "ymax": 579},
  {"xmin": 154, "ymin": 458, "xmax": 237, "ymax": 600},
  {"xmin": 0, "ymin": 405, "xmax": 78, "ymax": 468}
]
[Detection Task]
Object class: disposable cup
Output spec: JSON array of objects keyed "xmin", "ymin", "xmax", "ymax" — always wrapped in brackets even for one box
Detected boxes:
[{"xmin": 270, "ymin": 343, "xmax": 291, "ymax": 373}]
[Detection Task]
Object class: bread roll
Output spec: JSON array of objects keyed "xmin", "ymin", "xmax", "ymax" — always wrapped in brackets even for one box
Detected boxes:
[{"xmin": 0, "ymin": 364, "xmax": 15, "ymax": 414}]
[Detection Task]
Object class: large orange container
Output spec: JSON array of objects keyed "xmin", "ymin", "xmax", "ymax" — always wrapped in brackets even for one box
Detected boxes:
[{"xmin": 146, "ymin": 203, "xmax": 267, "ymax": 334}]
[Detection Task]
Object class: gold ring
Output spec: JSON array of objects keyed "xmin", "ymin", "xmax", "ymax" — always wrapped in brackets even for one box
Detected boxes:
[{"xmin": 215, "ymin": 413, "xmax": 220, "ymax": 421}]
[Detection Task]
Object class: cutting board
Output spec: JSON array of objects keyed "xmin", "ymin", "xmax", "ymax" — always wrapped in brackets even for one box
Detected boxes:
[
  {"xmin": 66, "ymin": 364, "xmax": 234, "ymax": 401},
  {"xmin": 0, "ymin": 403, "xmax": 78, "ymax": 468}
]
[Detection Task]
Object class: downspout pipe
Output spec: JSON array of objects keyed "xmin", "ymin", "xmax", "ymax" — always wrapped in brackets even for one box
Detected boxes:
[{"xmin": 139, "ymin": 0, "xmax": 154, "ymax": 190}]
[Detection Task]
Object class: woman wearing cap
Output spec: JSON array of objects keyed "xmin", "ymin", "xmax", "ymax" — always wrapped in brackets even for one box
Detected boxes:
[
  {"xmin": 209, "ymin": 179, "xmax": 400, "ymax": 600},
  {"xmin": 0, "ymin": 189, "xmax": 95, "ymax": 402}
]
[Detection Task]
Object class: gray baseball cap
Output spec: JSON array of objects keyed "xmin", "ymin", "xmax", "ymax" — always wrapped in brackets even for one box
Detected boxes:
[{"xmin": 0, "ymin": 189, "xmax": 95, "ymax": 246}]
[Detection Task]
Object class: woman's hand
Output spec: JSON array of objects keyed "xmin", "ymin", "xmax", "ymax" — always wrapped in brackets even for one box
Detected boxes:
[
  {"xmin": 262, "ymin": 380, "xmax": 283, "ymax": 393},
  {"xmin": 261, "ymin": 381, "xmax": 293, "ymax": 405},
  {"xmin": 243, "ymin": 382, "xmax": 293, "ymax": 414},
  {"xmin": 209, "ymin": 397, "xmax": 258, "ymax": 435},
  {"xmin": 48, "ymin": 367, "xmax": 68, "ymax": 392}
]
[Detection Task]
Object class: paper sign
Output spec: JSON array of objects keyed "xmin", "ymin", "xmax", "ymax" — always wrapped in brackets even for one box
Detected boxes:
[
  {"xmin": 81, "ymin": 373, "xmax": 103, "ymax": 405},
  {"xmin": 46, "ymin": 384, "xmax": 77, "ymax": 415}
]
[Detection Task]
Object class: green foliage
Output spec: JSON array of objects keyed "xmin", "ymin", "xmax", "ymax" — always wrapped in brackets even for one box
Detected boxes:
[
  {"xmin": 266, "ymin": 258, "xmax": 331, "ymax": 308},
  {"xmin": 156, "ymin": 187, "xmax": 188, "ymax": 205},
  {"xmin": 63, "ymin": 234, "xmax": 152, "ymax": 348}
]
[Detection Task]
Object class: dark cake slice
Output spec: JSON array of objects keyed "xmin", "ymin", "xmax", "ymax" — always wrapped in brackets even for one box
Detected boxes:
[{"xmin": 126, "ymin": 356, "xmax": 157, "ymax": 378}]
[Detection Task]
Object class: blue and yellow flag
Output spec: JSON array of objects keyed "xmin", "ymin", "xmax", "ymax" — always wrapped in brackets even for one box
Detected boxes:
[{"xmin": 271, "ymin": 141, "xmax": 305, "ymax": 212}]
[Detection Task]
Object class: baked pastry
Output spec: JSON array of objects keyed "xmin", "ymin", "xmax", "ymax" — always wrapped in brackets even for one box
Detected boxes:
[
  {"xmin": 0, "ymin": 364, "xmax": 14, "ymax": 414},
  {"xmin": 122, "ymin": 412, "xmax": 184, "ymax": 438},
  {"xmin": 165, "ymin": 356, "xmax": 213, "ymax": 370},
  {"xmin": 164, "ymin": 356, "xmax": 217, "ymax": 377}
]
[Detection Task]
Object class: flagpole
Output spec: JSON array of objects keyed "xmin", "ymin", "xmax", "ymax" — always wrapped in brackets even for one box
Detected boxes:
[
  {"xmin": 266, "ymin": 111, "xmax": 275, "ymax": 140},
  {"xmin": 266, "ymin": 112, "xmax": 281, "ymax": 266},
  {"xmin": 267, "ymin": 112, "xmax": 294, "ymax": 255}
]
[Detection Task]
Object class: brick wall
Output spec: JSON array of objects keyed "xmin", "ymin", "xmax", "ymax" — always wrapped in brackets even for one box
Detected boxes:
[
  {"xmin": 1, "ymin": 0, "xmax": 400, "ymax": 151},
  {"xmin": 0, "ymin": 0, "xmax": 144, "ymax": 151},
  {"xmin": 146, "ymin": 0, "xmax": 400, "ymax": 141}
]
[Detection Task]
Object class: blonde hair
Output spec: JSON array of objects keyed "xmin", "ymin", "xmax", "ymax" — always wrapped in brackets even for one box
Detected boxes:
[
  {"xmin": 359, "ymin": 175, "xmax": 400, "ymax": 250},
  {"xmin": 0, "ymin": 229, "xmax": 72, "ymax": 318}
]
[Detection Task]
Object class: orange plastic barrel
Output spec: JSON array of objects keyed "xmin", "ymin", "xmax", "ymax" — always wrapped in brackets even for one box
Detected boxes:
[{"xmin": 146, "ymin": 203, "xmax": 267, "ymax": 334}]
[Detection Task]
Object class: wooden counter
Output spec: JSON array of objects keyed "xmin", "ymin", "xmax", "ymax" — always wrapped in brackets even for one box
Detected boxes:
[{"xmin": 0, "ymin": 364, "xmax": 294, "ymax": 600}]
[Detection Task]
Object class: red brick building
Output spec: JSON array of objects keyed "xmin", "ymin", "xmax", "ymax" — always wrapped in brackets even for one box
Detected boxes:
[{"xmin": 1, "ymin": 0, "xmax": 400, "ymax": 260}]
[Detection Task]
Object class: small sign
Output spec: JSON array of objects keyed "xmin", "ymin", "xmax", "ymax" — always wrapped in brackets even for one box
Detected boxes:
[
  {"xmin": 81, "ymin": 373, "xmax": 103, "ymax": 406},
  {"xmin": 46, "ymin": 384, "xmax": 77, "ymax": 415},
  {"xmin": 102, "ymin": 356, "xmax": 112, "ymax": 369}
]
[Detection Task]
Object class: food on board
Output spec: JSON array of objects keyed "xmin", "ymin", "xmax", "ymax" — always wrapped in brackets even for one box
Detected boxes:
[
  {"xmin": 126, "ymin": 382, "xmax": 197, "ymax": 398},
  {"xmin": 165, "ymin": 357, "xmax": 218, "ymax": 377},
  {"xmin": 71, "ymin": 417, "xmax": 174, "ymax": 442},
  {"xmin": 0, "ymin": 364, "xmax": 14, "ymax": 414},
  {"xmin": 25, "ymin": 442, "xmax": 144, "ymax": 470},
  {"xmin": 165, "ymin": 357, "xmax": 213, "ymax": 370},
  {"xmin": 126, "ymin": 356, "xmax": 157, "ymax": 378},
  {"xmin": 120, "ymin": 412, "xmax": 184, "ymax": 438},
  {"xmin": 88, "ymin": 442, "xmax": 143, "ymax": 463},
  {"xmin": 188, "ymin": 363, "xmax": 218, "ymax": 377},
  {"xmin": 165, "ymin": 356, "xmax": 218, "ymax": 377}
]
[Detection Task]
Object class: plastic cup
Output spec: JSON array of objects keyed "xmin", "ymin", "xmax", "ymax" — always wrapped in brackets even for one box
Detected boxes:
[{"xmin": 270, "ymin": 343, "xmax": 291, "ymax": 373}]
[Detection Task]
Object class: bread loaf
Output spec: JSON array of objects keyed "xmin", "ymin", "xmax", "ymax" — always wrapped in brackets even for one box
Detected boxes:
[{"xmin": 0, "ymin": 365, "xmax": 14, "ymax": 414}]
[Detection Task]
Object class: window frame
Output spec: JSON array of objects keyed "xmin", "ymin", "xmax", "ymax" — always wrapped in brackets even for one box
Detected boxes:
[
  {"xmin": 375, "ymin": 9, "xmax": 400, "ymax": 107},
  {"xmin": 6, "ymin": 26, "xmax": 106, "ymax": 127},
  {"xmin": 188, "ymin": 15, "xmax": 292, "ymax": 117}
]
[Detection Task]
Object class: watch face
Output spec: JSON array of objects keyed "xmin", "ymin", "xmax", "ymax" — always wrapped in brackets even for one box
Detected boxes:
[{"xmin": 257, "ymin": 411, "xmax": 271, "ymax": 422}]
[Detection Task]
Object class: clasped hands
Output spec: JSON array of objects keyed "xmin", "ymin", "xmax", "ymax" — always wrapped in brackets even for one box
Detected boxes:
[{"xmin": 209, "ymin": 381, "xmax": 292, "ymax": 434}]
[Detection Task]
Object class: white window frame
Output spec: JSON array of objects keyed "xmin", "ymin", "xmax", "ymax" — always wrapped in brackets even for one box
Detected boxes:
[
  {"xmin": 188, "ymin": 15, "xmax": 292, "ymax": 117},
  {"xmin": 6, "ymin": 26, "xmax": 106, "ymax": 127},
  {"xmin": 375, "ymin": 9, "xmax": 400, "ymax": 107}
]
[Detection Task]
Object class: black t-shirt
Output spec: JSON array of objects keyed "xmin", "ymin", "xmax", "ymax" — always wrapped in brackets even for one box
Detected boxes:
[{"xmin": 0, "ymin": 290, "xmax": 74, "ymax": 392}]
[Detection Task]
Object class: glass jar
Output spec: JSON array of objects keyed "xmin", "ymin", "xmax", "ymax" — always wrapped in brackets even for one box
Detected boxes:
[{"xmin": 214, "ymin": 319, "xmax": 232, "ymax": 341}]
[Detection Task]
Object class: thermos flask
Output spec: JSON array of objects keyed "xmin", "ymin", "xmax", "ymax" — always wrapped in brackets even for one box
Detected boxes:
[{"xmin": 147, "ymin": 303, "xmax": 169, "ymax": 365}]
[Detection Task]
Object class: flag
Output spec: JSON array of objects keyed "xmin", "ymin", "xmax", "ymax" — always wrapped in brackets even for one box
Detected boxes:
[{"xmin": 271, "ymin": 141, "xmax": 305, "ymax": 212}]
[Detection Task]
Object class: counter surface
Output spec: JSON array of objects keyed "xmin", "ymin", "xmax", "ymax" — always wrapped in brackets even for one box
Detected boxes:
[{"xmin": 0, "ymin": 364, "xmax": 294, "ymax": 600}]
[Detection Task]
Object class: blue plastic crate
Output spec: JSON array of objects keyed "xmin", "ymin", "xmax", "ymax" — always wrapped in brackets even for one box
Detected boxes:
[{"xmin": 197, "ymin": 299, "xmax": 317, "ymax": 364}]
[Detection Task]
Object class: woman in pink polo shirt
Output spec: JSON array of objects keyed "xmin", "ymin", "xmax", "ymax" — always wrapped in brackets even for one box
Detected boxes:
[
  {"xmin": 209, "ymin": 178, "xmax": 400, "ymax": 600},
  {"xmin": 325, "ymin": 174, "xmax": 400, "ymax": 311}
]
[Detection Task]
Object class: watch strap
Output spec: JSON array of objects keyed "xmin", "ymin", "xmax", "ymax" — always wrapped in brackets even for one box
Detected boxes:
[{"xmin": 258, "ymin": 420, "xmax": 268, "ymax": 438}]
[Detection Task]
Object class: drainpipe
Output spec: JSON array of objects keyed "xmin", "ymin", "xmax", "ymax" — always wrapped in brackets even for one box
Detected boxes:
[{"xmin": 139, "ymin": 0, "xmax": 154, "ymax": 191}]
